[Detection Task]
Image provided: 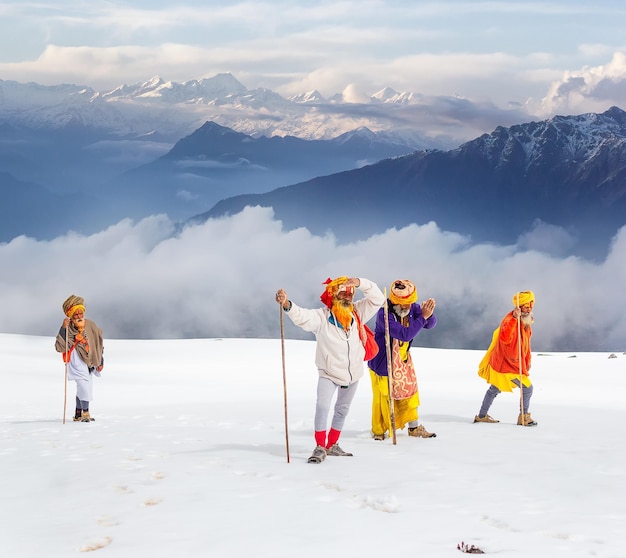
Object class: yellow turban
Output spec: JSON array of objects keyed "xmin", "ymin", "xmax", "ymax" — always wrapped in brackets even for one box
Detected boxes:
[
  {"xmin": 513, "ymin": 291, "xmax": 535, "ymax": 308},
  {"xmin": 389, "ymin": 280, "xmax": 418, "ymax": 305},
  {"xmin": 62, "ymin": 295, "xmax": 86, "ymax": 317},
  {"xmin": 320, "ymin": 276, "xmax": 349, "ymax": 307}
]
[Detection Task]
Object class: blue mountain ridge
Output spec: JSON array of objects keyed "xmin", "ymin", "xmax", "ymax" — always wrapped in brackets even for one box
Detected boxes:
[
  {"xmin": 0, "ymin": 120, "xmax": 415, "ymax": 241},
  {"xmin": 103, "ymin": 121, "xmax": 417, "ymax": 222},
  {"xmin": 199, "ymin": 107, "xmax": 626, "ymax": 259}
]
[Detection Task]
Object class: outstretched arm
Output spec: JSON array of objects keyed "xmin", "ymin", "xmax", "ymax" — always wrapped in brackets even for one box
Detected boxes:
[{"xmin": 275, "ymin": 288, "xmax": 323, "ymax": 332}]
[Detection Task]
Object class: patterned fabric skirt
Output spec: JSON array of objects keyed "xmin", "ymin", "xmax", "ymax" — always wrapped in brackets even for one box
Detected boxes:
[{"xmin": 370, "ymin": 369, "xmax": 420, "ymax": 435}]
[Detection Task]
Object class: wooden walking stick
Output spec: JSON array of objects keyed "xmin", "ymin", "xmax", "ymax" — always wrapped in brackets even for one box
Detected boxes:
[
  {"xmin": 516, "ymin": 293, "xmax": 525, "ymax": 426},
  {"xmin": 383, "ymin": 289, "xmax": 397, "ymax": 445},
  {"xmin": 63, "ymin": 325, "xmax": 68, "ymax": 424},
  {"xmin": 279, "ymin": 303, "xmax": 291, "ymax": 463}
]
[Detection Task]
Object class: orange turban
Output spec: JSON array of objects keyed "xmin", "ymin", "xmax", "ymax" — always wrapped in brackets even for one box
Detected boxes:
[
  {"xmin": 389, "ymin": 280, "xmax": 418, "ymax": 305},
  {"xmin": 513, "ymin": 291, "xmax": 535, "ymax": 308},
  {"xmin": 320, "ymin": 276, "xmax": 348, "ymax": 308},
  {"xmin": 62, "ymin": 295, "xmax": 86, "ymax": 317}
]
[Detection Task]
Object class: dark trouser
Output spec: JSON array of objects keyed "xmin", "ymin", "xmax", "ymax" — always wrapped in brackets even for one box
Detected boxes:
[
  {"xmin": 479, "ymin": 380, "xmax": 533, "ymax": 417},
  {"xmin": 76, "ymin": 396, "xmax": 89, "ymax": 411}
]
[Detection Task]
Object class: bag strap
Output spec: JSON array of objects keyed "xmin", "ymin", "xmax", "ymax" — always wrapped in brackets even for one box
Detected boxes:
[{"xmin": 352, "ymin": 312, "xmax": 367, "ymax": 345}]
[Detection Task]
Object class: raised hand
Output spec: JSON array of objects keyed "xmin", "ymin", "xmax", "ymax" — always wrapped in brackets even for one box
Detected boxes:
[{"xmin": 421, "ymin": 298, "xmax": 436, "ymax": 319}]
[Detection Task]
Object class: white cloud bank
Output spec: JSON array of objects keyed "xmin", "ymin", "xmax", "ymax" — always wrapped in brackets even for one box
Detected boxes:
[
  {"xmin": 1, "ymin": 207, "xmax": 624, "ymax": 352},
  {"xmin": 535, "ymin": 52, "xmax": 626, "ymax": 116}
]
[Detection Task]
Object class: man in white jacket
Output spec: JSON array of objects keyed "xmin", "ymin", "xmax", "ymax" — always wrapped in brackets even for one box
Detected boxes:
[{"xmin": 276, "ymin": 276, "xmax": 384, "ymax": 463}]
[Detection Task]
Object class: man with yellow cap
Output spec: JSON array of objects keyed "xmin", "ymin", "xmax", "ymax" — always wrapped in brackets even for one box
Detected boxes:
[
  {"xmin": 368, "ymin": 280, "xmax": 437, "ymax": 440},
  {"xmin": 276, "ymin": 276, "xmax": 384, "ymax": 463},
  {"xmin": 55, "ymin": 295, "xmax": 105, "ymax": 422},
  {"xmin": 474, "ymin": 291, "xmax": 537, "ymax": 427}
]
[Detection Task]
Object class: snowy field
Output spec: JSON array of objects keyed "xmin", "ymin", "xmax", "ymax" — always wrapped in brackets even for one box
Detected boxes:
[{"xmin": 0, "ymin": 333, "xmax": 624, "ymax": 557}]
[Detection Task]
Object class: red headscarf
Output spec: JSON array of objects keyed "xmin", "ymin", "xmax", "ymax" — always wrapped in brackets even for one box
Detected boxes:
[{"xmin": 320, "ymin": 276, "xmax": 348, "ymax": 308}]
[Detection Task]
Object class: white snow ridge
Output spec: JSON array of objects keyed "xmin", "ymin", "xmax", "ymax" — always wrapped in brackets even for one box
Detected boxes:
[{"xmin": 0, "ymin": 334, "xmax": 624, "ymax": 557}]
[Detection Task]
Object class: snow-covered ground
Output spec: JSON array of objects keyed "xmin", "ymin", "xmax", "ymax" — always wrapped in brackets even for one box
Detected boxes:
[{"xmin": 1, "ymin": 334, "xmax": 624, "ymax": 557}]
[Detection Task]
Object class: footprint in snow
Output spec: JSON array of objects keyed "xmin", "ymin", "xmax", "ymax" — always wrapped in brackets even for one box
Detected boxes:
[
  {"xmin": 79, "ymin": 536, "xmax": 112, "ymax": 552},
  {"xmin": 97, "ymin": 516, "xmax": 119, "ymax": 527},
  {"xmin": 142, "ymin": 497, "xmax": 162, "ymax": 506},
  {"xmin": 353, "ymin": 494, "xmax": 400, "ymax": 513}
]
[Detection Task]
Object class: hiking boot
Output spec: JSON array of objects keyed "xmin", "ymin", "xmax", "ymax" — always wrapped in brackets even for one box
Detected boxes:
[
  {"xmin": 408, "ymin": 425, "xmax": 436, "ymax": 438},
  {"xmin": 517, "ymin": 413, "xmax": 537, "ymax": 426},
  {"xmin": 80, "ymin": 411, "xmax": 95, "ymax": 422},
  {"xmin": 307, "ymin": 445, "xmax": 327, "ymax": 464},
  {"xmin": 372, "ymin": 433, "xmax": 386, "ymax": 441},
  {"xmin": 473, "ymin": 414, "xmax": 499, "ymax": 423},
  {"xmin": 326, "ymin": 444, "xmax": 353, "ymax": 456}
]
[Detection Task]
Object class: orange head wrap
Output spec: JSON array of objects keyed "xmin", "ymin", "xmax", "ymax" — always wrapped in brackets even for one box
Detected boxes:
[
  {"xmin": 389, "ymin": 280, "xmax": 418, "ymax": 306},
  {"xmin": 320, "ymin": 276, "xmax": 349, "ymax": 308}
]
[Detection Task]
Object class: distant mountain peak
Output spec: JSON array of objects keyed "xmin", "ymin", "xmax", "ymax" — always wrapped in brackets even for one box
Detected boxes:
[
  {"xmin": 600, "ymin": 105, "xmax": 626, "ymax": 125},
  {"xmin": 371, "ymin": 87, "xmax": 420, "ymax": 104},
  {"xmin": 143, "ymin": 75, "xmax": 165, "ymax": 88},
  {"xmin": 371, "ymin": 86, "xmax": 398, "ymax": 101},
  {"xmin": 195, "ymin": 120, "xmax": 247, "ymax": 136},
  {"xmin": 199, "ymin": 72, "xmax": 246, "ymax": 89},
  {"xmin": 289, "ymin": 90, "xmax": 326, "ymax": 103},
  {"xmin": 462, "ymin": 104, "xmax": 626, "ymax": 172}
]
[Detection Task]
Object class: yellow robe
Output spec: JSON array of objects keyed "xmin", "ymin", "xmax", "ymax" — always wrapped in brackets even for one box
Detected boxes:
[
  {"xmin": 370, "ymin": 342, "xmax": 420, "ymax": 436},
  {"xmin": 478, "ymin": 325, "xmax": 532, "ymax": 392}
]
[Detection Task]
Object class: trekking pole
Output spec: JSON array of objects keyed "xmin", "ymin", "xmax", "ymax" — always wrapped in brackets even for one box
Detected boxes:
[
  {"xmin": 383, "ymin": 289, "xmax": 397, "ymax": 445},
  {"xmin": 516, "ymin": 293, "xmax": 525, "ymax": 425},
  {"xmin": 279, "ymin": 303, "xmax": 290, "ymax": 463},
  {"xmin": 63, "ymin": 325, "xmax": 68, "ymax": 424}
]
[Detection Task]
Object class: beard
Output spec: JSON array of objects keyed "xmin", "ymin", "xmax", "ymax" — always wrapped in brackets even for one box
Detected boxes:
[
  {"xmin": 331, "ymin": 299, "xmax": 354, "ymax": 330},
  {"xmin": 520, "ymin": 313, "xmax": 533, "ymax": 326},
  {"xmin": 393, "ymin": 305, "xmax": 410, "ymax": 318}
]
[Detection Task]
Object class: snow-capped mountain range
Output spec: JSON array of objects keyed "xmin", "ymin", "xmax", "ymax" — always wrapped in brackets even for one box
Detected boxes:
[
  {"xmin": 0, "ymin": 74, "xmax": 426, "ymax": 240},
  {"xmin": 0, "ymin": 73, "xmax": 451, "ymax": 146},
  {"xmin": 1, "ymin": 73, "xmax": 625, "ymax": 259},
  {"xmin": 203, "ymin": 106, "xmax": 626, "ymax": 259}
]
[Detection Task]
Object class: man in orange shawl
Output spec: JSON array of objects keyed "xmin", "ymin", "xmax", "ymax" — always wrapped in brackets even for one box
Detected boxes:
[
  {"xmin": 474, "ymin": 291, "xmax": 537, "ymax": 427},
  {"xmin": 55, "ymin": 295, "xmax": 105, "ymax": 422}
]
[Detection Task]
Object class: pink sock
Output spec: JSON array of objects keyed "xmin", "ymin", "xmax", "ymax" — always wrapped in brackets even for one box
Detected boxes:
[{"xmin": 326, "ymin": 428, "xmax": 341, "ymax": 448}]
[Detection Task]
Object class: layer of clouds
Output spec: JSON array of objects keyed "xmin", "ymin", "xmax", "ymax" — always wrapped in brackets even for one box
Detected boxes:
[
  {"xmin": 534, "ymin": 52, "xmax": 626, "ymax": 116},
  {"xmin": 1, "ymin": 207, "xmax": 624, "ymax": 353},
  {"xmin": 1, "ymin": 1, "xmax": 626, "ymax": 114}
]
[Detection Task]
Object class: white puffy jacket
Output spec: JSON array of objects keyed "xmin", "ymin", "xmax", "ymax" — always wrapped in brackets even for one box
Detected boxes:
[{"xmin": 285, "ymin": 278, "xmax": 384, "ymax": 386}]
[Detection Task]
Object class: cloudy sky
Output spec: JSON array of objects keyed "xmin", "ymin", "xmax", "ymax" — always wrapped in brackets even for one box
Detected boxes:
[
  {"xmin": 1, "ymin": 207, "xmax": 624, "ymax": 352},
  {"xmin": 2, "ymin": 1, "xmax": 626, "ymax": 115},
  {"xmin": 1, "ymin": 1, "xmax": 626, "ymax": 352}
]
